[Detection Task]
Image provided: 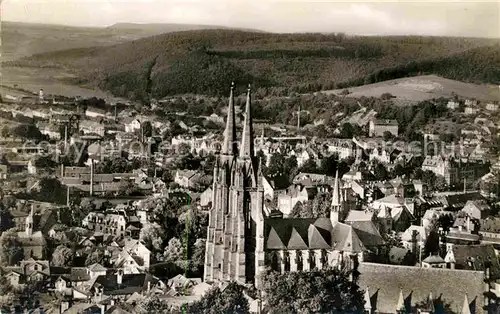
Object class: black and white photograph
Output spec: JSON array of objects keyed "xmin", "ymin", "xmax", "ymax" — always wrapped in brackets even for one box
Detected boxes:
[{"xmin": 0, "ymin": 0, "xmax": 499, "ymax": 312}]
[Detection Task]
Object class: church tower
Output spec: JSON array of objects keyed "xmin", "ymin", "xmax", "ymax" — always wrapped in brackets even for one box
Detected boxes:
[
  {"xmin": 205, "ymin": 84, "xmax": 265, "ymax": 288},
  {"xmin": 330, "ymin": 170, "xmax": 343, "ymax": 225}
]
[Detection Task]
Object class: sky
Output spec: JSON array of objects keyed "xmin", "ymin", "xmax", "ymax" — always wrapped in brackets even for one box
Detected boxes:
[{"xmin": 1, "ymin": 0, "xmax": 499, "ymax": 38}]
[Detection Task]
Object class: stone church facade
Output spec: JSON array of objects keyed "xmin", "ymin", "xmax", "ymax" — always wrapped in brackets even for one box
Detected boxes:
[{"xmin": 204, "ymin": 84, "xmax": 385, "ymax": 288}]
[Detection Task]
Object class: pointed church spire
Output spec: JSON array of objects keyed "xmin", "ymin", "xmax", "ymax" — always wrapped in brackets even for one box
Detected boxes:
[
  {"xmin": 425, "ymin": 292, "xmax": 435, "ymax": 312},
  {"xmin": 222, "ymin": 82, "xmax": 237, "ymax": 156},
  {"xmin": 396, "ymin": 289, "xmax": 405, "ymax": 312},
  {"xmin": 331, "ymin": 170, "xmax": 341, "ymax": 207},
  {"xmin": 364, "ymin": 288, "xmax": 372, "ymax": 311},
  {"xmin": 461, "ymin": 294, "xmax": 471, "ymax": 314},
  {"xmin": 240, "ymin": 84, "xmax": 254, "ymax": 159}
]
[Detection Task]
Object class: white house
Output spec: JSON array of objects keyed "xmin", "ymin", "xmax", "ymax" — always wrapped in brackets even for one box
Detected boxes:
[
  {"xmin": 465, "ymin": 107, "xmax": 479, "ymax": 115},
  {"xmin": 85, "ymin": 108, "xmax": 107, "ymax": 118},
  {"xmin": 447, "ymin": 101, "xmax": 459, "ymax": 110},
  {"xmin": 125, "ymin": 119, "xmax": 141, "ymax": 133},
  {"xmin": 486, "ymin": 103, "xmax": 499, "ymax": 111}
]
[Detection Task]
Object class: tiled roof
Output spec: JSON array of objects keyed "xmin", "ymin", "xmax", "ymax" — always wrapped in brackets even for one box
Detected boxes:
[
  {"xmin": 358, "ymin": 262, "xmax": 486, "ymax": 314},
  {"xmin": 332, "ymin": 223, "xmax": 365, "ymax": 253},
  {"xmin": 265, "ymin": 218, "xmax": 332, "ymax": 250},
  {"xmin": 446, "ymin": 230, "xmax": 481, "ymax": 242},
  {"xmin": 373, "ymin": 119, "xmax": 398, "ymax": 126},
  {"xmin": 88, "ymin": 263, "xmax": 107, "ymax": 273},
  {"xmin": 345, "ymin": 210, "xmax": 373, "ymax": 222},
  {"xmin": 94, "ymin": 273, "xmax": 158, "ymax": 296},
  {"xmin": 440, "ymin": 192, "xmax": 485, "ymax": 210},
  {"xmin": 422, "ymin": 255, "xmax": 445, "ymax": 264},
  {"xmin": 348, "ymin": 220, "xmax": 385, "ymax": 247},
  {"xmin": 480, "ymin": 217, "xmax": 500, "ymax": 233},
  {"xmin": 450, "ymin": 244, "xmax": 500, "ymax": 279}
]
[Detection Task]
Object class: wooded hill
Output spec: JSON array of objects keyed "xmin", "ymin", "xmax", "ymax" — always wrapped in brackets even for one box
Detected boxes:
[{"xmin": 8, "ymin": 29, "xmax": 500, "ymax": 102}]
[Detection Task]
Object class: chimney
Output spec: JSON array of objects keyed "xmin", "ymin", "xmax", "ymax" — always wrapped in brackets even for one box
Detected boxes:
[
  {"xmin": 60, "ymin": 164, "xmax": 65, "ymax": 177},
  {"xmin": 66, "ymin": 186, "xmax": 70, "ymax": 207},
  {"xmin": 117, "ymin": 270, "xmax": 123, "ymax": 285},
  {"xmin": 486, "ymin": 264, "xmax": 491, "ymax": 280},
  {"xmin": 64, "ymin": 124, "xmax": 68, "ymax": 151},
  {"xmin": 411, "ymin": 229, "xmax": 418, "ymax": 254},
  {"xmin": 466, "ymin": 216, "xmax": 471, "ymax": 232},
  {"xmin": 90, "ymin": 160, "xmax": 94, "ymax": 196}
]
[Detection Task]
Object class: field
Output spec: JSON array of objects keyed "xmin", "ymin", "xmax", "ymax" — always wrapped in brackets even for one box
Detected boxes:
[
  {"xmin": 324, "ymin": 75, "xmax": 500, "ymax": 103},
  {"xmin": 0, "ymin": 67, "xmax": 129, "ymax": 102}
]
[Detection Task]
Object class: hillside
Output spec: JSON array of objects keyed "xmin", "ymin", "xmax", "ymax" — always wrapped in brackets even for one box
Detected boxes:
[
  {"xmin": 1, "ymin": 21, "xmax": 256, "ymax": 62},
  {"xmin": 107, "ymin": 23, "xmax": 263, "ymax": 33},
  {"xmin": 7, "ymin": 29, "xmax": 500, "ymax": 101},
  {"xmin": 325, "ymin": 75, "xmax": 500, "ymax": 103}
]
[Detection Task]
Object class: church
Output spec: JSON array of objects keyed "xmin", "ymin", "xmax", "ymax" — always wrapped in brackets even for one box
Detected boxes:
[{"xmin": 204, "ymin": 83, "xmax": 385, "ymax": 288}]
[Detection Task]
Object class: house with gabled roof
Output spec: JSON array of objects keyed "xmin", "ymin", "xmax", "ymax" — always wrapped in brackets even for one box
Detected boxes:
[
  {"xmin": 113, "ymin": 251, "xmax": 143, "ymax": 274},
  {"xmin": 463, "ymin": 200, "xmax": 490, "ymax": 220}
]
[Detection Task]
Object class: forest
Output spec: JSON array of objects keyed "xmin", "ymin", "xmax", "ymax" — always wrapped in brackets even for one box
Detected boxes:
[{"xmin": 9, "ymin": 29, "xmax": 500, "ymax": 102}]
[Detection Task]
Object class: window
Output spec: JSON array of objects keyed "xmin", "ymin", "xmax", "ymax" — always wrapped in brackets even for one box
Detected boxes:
[{"xmin": 218, "ymin": 264, "xmax": 221, "ymax": 270}]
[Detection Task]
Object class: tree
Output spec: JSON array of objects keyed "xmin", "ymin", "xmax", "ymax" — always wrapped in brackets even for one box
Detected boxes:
[
  {"xmin": 373, "ymin": 162, "xmax": 388, "ymax": 181},
  {"xmin": 261, "ymin": 268, "xmax": 365, "ymax": 313},
  {"xmin": 85, "ymin": 249, "xmax": 104, "ymax": 266},
  {"xmin": 35, "ymin": 178, "xmax": 66, "ymax": 204},
  {"xmin": 0, "ymin": 229, "xmax": 23, "ymax": 266},
  {"xmin": 140, "ymin": 223, "xmax": 165, "ymax": 252},
  {"xmin": 11, "ymin": 124, "xmax": 43, "ymax": 140},
  {"xmin": 383, "ymin": 131, "xmax": 394, "ymax": 141},
  {"xmin": 0, "ymin": 206, "xmax": 14, "ymax": 232},
  {"xmin": 187, "ymin": 282, "xmax": 250, "ymax": 314},
  {"xmin": 1, "ymin": 127, "xmax": 10, "ymax": 138},
  {"xmin": 177, "ymin": 143, "xmax": 191, "ymax": 155},
  {"xmin": 380, "ymin": 93, "xmax": 394, "ymax": 100},
  {"xmin": 299, "ymin": 159, "xmax": 318, "ymax": 174},
  {"xmin": 51, "ymin": 245, "xmax": 73, "ymax": 267},
  {"xmin": 136, "ymin": 296, "xmax": 175, "ymax": 314},
  {"xmin": 266, "ymin": 154, "xmax": 286, "ymax": 177},
  {"xmin": 164, "ymin": 237, "xmax": 184, "ymax": 266},
  {"xmin": 319, "ymin": 155, "xmax": 339, "ymax": 176},
  {"xmin": 190, "ymin": 238, "xmax": 206, "ymax": 274},
  {"xmin": 141, "ymin": 121, "xmax": 153, "ymax": 138},
  {"xmin": 423, "ymin": 230, "xmax": 440, "ymax": 258}
]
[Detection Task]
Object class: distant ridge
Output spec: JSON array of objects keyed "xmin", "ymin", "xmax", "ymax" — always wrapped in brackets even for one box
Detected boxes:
[{"xmin": 107, "ymin": 22, "xmax": 266, "ymax": 33}]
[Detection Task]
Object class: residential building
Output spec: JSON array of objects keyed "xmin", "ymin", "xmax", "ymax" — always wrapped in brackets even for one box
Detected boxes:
[
  {"xmin": 85, "ymin": 107, "xmax": 108, "ymax": 118},
  {"xmin": 468, "ymin": 106, "xmax": 480, "ymax": 115},
  {"xmin": 447, "ymin": 101, "xmax": 459, "ymax": 110},
  {"xmin": 486, "ymin": 103, "xmax": 499, "ymax": 111},
  {"xmin": 326, "ymin": 139, "xmax": 356, "ymax": 160},
  {"xmin": 174, "ymin": 170, "xmax": 202, "ymax": 189},
  {"xmin": 125, "ymin": 119, "xmax": 141, "ymax": 133},
  {"xmin": 444, "ymin": 244, "xmax": 500, "ymax": 279},
  {"xmin": 368, "ymin": 119, "xmax": 398, "ymax": 137},
  {"xmin": 463, "ymin": 200, "xmax": 490, "ymax": 220}
]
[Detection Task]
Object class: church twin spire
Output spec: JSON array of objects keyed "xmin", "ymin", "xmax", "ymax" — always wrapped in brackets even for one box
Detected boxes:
[
  {"xmin": 222, "ymin": 82, "xmax": 237, "ymax": 156},
  {"xmin": 221, "ymin": 83, "xmax": 255, "ymax": 159},
  {"xmin": 240, "ymin": 85, "xmax": 254, "ymax": 159}
]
